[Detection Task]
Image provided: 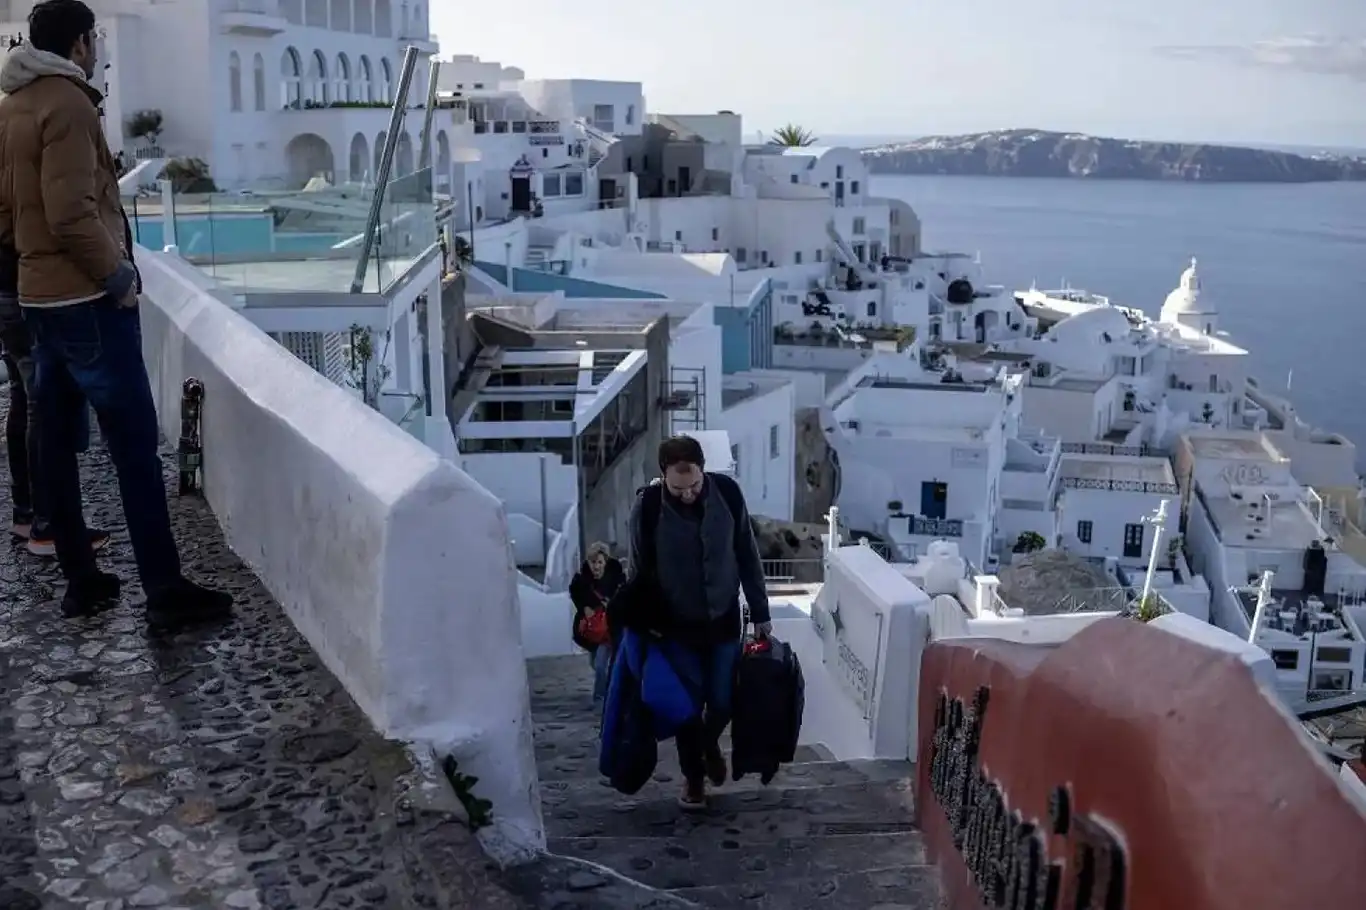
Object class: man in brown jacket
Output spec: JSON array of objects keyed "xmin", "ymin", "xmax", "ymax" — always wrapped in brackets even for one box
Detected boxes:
[{"xmin": 0, "ymin": 0, "xmax": 231, "ymax": 631}]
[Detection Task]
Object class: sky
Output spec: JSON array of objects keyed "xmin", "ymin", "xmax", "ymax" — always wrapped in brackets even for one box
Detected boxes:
[{"xmin": 432, "ymin": 0, "xmax": 1365, "ymax": 148}]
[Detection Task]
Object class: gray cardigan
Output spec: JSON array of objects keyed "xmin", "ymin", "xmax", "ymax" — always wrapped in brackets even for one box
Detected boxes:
[{"xmin": 628, "ymin": 475, "xmax": 771, "ymax": 632}]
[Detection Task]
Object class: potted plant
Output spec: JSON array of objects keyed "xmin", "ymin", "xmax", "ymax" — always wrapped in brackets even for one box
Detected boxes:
[
  {"xmin": 1167, "ymin": 534, "xmax": 1183, "ymax": 571},
  {"xmin": 1131, "ymin": 592, "xmax": 1171, "ymax": 623},
  {"xmin": 1012, "ymin": 531, "xmax": 1046, "ymax": 554},
  {"xmin": 126, "ymin": 109, "xmax": 164, "ymax": 158},
  {"xmin": 1201, "ymin": 401, "xmax": 1215, "ymax": 423}
]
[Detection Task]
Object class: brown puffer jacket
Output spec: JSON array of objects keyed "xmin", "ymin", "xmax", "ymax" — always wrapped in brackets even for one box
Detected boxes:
[{"xmin": 0, "ymin": 44, "xmax": 138, "ymax": 307}]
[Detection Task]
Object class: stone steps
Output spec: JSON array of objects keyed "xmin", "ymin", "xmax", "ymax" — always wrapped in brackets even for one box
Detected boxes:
[{"xmin": 521, "ymin": 654, "xmax": 941, "ymax": 909}]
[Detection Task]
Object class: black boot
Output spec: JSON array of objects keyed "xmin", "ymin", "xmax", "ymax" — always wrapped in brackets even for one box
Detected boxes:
[
  {"xmin": 61, "ymin": 570, "xmax": 121, "ymax": 618},
  {"xmin": 146, "ymin": 578, "xmax": 233, "ymax": 635}
]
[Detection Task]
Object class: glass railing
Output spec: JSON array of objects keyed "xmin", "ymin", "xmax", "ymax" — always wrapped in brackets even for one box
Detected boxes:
[{"xmin": 122, "ymin": 167, "xmax": 438, "ymax": 294}]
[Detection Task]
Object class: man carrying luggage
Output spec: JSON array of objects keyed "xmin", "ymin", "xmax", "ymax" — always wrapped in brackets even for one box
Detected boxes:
[{"xmin": 626, "ymin": 434, "xmax": 772, "ymax": 811}]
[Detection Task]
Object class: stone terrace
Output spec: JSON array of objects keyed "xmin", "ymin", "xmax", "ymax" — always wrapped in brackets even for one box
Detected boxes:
[{"xmin": 0, "ymin": 392, "xmax": 530, "ymax": 910}]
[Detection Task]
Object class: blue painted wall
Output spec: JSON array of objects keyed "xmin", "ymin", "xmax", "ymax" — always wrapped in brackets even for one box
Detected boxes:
[
  {"xmin": 714, "ymin": 279, "xmax": 774, "ymax": 374},
  {"xmin": 474, "ymin": 261, "xmax": 667, "ymax": 299}
]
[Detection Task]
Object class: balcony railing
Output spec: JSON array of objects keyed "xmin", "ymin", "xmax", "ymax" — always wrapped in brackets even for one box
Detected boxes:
[
  {"xmin": 908, "ymin": 516, "xmax": 964, "ymax": 538},
  {"xmin": 1062, "ymin": 476, "xmax": 1180, "ymax": 495},
  {"xmin": 1060, "ymin": 441, "xmax": 1157, "ymax": 457}
]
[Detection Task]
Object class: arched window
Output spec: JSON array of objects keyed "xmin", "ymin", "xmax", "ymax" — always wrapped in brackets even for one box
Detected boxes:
[
  {"xmin": 228, "ymin": 52, "xmax": 242, "ymax": 111},
  {"xmin": 281, "ymin": 47, "xmax": 303, "ymax": 108},
  {"xmin": 309, "ymin": 49, "xmax": 328, "ymax": 105},
  {"xmin": 379, "ymin": 58, "xmax": 392, "ymax": 103},
  {"xmin": 334, "ymin": 53, "xmax": 351, "ymax": 103},
  {"xmin": 357, "ymin": 56, "xmax": 373, "ymax": 103},
  {"xmin": 253, "ymin": 53, "xmax": 266, "ymax": 111}
]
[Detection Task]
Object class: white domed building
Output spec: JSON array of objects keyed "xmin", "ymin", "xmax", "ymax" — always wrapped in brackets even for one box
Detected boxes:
[{"xmin": 1160, "ymin": 258, "xmax": 1219, "ymax": 336}]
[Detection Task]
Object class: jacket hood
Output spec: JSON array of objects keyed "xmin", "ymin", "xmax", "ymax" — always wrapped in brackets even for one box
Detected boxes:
[{"xmin": 0, "ymin": 44, "xmax": 92, "ymax": 96}]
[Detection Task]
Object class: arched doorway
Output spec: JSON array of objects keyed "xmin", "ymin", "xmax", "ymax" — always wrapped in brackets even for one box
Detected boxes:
[
  {"xmin": 373, "ymin": 130, "xmax": 387, "ymax": 179},
  {"xmin": 394, "ymin": 132, "xmax": 414, "ymax": 176},
  {"xmin": 285, "ymin": 133, "xmax": 335, "ymax": 186},
  {"xmin": 349, "ymin": 132, "xmax": 370, "ymax": 183}
]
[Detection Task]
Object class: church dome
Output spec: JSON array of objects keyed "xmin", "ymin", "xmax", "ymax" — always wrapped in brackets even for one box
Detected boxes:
[{"xmin": 1161, "ymin": 257, "xmax": 1215, "ymax": 317}]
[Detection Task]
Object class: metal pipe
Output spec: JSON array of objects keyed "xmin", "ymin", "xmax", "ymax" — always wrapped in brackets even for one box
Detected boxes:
[{"xmin": 350, "ymin": 45, "xmax": 421, "ymax": 294}]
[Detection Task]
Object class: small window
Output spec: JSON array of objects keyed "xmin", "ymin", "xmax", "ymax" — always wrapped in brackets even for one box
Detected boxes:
[
  {"xmin": 473, "ymin": 82, "xmax": 485, "ymax": 89},
  {"xmin": 625, "ymin": 104, "xmax": 635, "ymax": 125},
  {"xmin": 866, "ymin": 301, "xmax": 876, "ymax": 317},
  {"xmin": 1270, "ymin": 649, "xmax": 1298, "ymax": 671},
  {"xmin": 551, "ymin": 399, "xmax": 573, "ymax": 414},
  {"xmin": 769, "ymin": 425, "xmax": 780, "ymax": 458},
  {"xmin": 835, "ymin": 165, "xmax": 844, "ymax": 178},
  {"xmin": 1318, "ymin": 646, "xmax": 1353, "ymax": 664},
  {"xmin": 626, "ymin": 156, "xmax": 633, "ymax": 171},
  {"xmin": 815, "ymin": 249, "xmax": 823, "ymax": 262},
  {"xmin": 541, "ymin": 148, "xmax": 548, "ymax": 158},
  {"xmin": 794, "ymin": 251, "xmax": 802, "ymax": 264},
  {"xmin": 711, "ymin": 227, "xmax": 718, "ymax": 241},
  {"xmin": 1076, "ymin": 520, "xmax": 1093, "ymax": 544},
  {"xmin": 852, "ymin": 217, "xmax": 866, "ymax": 235},
  {"xmin": 1313, "ymin": 669, "xmax": 1352, "ymax": 691},
  {"xmin": 851, "ymin": 180, "xmax": 860, "ymax": 194},
  {"xmin": 735, "ymin": 247, "xmax": 747, "ymax": 263},
  {"xmin": 790, "ymin": 174, "xmax": 798, "ymax": 184},
  {"xmin": 565, "ymin": 172, "xmax": 584, "ymax": 195},
  {"xmin": 542, "ymin": 174, "xmax": 562, "ymax": 196},
  {"xmin": 674, "ymin": 230, "xmax": 682, "ymax": 241},
  {"xmin": 820, "ymin": 181, "xmax": 829, "ymax": 189},
  {"xmin": 760, "ymin": 250, "xmax": 769, "ymax": 264}
]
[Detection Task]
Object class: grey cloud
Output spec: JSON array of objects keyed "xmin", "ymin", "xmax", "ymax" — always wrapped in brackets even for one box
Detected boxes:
[{"xmin": 1154, "ymin": 35, "xmax": 1366, "ymax": 81}]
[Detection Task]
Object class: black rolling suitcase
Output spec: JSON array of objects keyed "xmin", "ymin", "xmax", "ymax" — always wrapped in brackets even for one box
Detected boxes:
[{"xmin": 730, "ymin": 633, "xmax": 805, "ymax": 784}]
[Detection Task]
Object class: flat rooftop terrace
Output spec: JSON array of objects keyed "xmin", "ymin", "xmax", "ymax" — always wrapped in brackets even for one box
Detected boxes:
[
  {"xmin": 1060, "ymin": 454, "xmax": 1175, "ymax": 486},
  {"xmin": 1204, "ymin": 493, "xmax": 1326, "ymax": 550},
  {"xmin": 1185, "ymin": 431, "xmax": 1287, "ymax": 462},
  {"xmin": 1236, "ymin": 589, "xmax": 1360, "ymax": 629}
]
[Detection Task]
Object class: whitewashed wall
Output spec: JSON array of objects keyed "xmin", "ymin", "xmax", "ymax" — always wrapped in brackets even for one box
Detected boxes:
[{"xmin": 136, "ymin": 247, "xmax": 544, "ymax": 857}]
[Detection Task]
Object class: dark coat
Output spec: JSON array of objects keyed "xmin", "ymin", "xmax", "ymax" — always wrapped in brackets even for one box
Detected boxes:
[{"xmin": 569, "ymin": 558, "xmax": 625, "ymax": 652}]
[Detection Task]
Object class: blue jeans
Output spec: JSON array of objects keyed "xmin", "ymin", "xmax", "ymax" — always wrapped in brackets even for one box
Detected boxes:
[
  {"xmin": 591, "ymin": 643, "xmax": 612, "ymax": 702},
  {"xmin": 2, "ymin": 305, "xmax": 89, "ymax": 529},
  {"xmin": 23, "ymin": 298, "xmax": 181, "ymax": 590},
  {"xmin": 674, "ymin": 639, "xmax": 741, "ymax": 783}
]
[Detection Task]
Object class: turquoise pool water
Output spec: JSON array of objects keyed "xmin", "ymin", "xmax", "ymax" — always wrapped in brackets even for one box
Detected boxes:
[{"xmin": 130, "ymin": 213, "xmax": 346, "ymax": 257}]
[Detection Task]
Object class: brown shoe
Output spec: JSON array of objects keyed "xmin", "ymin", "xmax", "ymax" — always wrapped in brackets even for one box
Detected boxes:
[
  {"xmin": 704, "ymin": 746, "xmax": 727, "ymax": 787},
  {"xmin": 677, "ymin": 778, "xmax": 707, "ymax": 811}
]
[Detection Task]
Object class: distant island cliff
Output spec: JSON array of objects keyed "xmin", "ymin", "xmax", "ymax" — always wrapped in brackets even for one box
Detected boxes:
[{"xmin": 861, "ymin": 129, "xmax": 1366, "ymax": 183}]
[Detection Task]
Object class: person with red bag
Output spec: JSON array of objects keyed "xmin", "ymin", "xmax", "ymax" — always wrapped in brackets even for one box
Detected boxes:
[{"xmin": 569, "ymin": 542, "xmax": 625, "ymax": 703}]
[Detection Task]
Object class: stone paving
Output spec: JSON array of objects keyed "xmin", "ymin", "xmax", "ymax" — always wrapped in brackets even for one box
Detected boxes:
[{"xmin": 0, "ymin": 391, "xmax": 527, "ymax": 910}]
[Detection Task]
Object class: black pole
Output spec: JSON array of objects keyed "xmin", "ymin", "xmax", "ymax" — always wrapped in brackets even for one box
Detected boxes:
[{"xmin": 466, "ymin": 179, "xmax": 476, "ymax": 261}]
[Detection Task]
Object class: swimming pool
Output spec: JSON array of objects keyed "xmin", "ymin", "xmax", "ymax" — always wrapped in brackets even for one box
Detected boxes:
[{"xmin": 130, "ymin": 212, "xmax": 346, "ymax": 257}]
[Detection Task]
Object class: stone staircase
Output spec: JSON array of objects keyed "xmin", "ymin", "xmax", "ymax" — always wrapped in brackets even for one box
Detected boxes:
[{"xmin": 516, "ymin": 655, "xmax": 941, "ymax": 909}]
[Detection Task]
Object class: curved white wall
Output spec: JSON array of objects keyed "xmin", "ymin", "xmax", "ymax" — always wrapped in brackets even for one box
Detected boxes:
[{"xmin": 135, "ymin": 248, "xmax": 543, "ymax": 856}]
